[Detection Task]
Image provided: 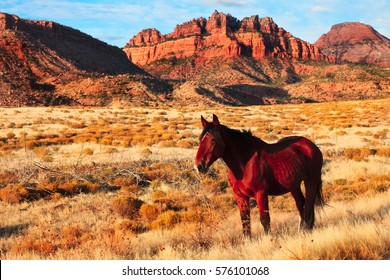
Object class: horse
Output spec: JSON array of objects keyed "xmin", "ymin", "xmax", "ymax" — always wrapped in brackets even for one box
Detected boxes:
[{"xmin": 195, "ymin": 114, "xmax": 324, "ymax": 238}]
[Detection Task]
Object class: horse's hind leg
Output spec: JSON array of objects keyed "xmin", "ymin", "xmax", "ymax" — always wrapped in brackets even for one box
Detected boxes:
[
  {"xmin": 291, "ymin": 187, "xmax": 305, "ymax": 230},
  {"xmin": 302, "ymin": 176, "xmax": 320, "ymax": 230}
]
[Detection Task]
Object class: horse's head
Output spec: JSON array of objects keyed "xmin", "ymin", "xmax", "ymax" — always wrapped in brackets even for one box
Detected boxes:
[{"xmin": 195, "ymin": 114, "xmax": 225, "ymax": 173}]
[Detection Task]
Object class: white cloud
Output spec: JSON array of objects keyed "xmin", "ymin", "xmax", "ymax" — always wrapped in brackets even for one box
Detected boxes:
[{"xmin": 311, "ymin": 6, "xmax": 332, "ymax": 12}]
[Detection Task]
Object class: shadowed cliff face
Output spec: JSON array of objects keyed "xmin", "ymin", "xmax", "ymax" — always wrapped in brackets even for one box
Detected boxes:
[
  {"xmin": 0, "ymin": 12, "xmax": 169, "ymax": 106},
  {"xmin": 0, "ymin": 12, "xmax": 142, "ymax": 75},
  {"xmin": 123, "ymin": 11, "xmax": 330, "ymax": 66},
  {"xmin": 315, "ymin": 22, "xmax": 390, "ymax": 66}
]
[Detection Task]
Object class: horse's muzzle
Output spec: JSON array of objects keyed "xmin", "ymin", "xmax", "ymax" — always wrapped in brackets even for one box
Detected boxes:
[{"xmin": 195, "ymin": 160, "xmax": 208, "ymax": 174}]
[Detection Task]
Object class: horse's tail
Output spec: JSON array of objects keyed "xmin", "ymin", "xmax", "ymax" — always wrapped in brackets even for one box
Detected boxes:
[{"xmin": 315, "ymin": 179, "xmax": 325, "ymax": 207}]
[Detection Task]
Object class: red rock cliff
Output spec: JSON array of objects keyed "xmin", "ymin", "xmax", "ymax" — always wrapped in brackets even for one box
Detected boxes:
[
  {"xmin": 0, "ymin": 13, "xmax": 20, "ymax": 30},
  {"xmin": 315, "ymin": 22, "xmax": 390, "ymax": 66},
  {"xmin": 124, "ymin": 11, "xmax": 329, "ymax": 65}
]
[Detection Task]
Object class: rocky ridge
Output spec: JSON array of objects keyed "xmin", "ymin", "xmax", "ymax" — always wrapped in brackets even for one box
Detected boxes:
[
  {"xmin": 315, "ymin": 22, "xmax": 390, "ymax": 66},
  {"xmin": 0, "ymin": 12, "xmax": 169, "ymax": 106},
  {"xmin": 124, "ymin": 11, "xmax": 330, "ymax": 65}
]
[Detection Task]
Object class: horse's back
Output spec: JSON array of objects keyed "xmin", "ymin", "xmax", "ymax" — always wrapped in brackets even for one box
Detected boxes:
[
  {"xmin": 277, "ymin": 136, "xmax": 322, "ymax": 160},
  {"xmin": 258, "ymin": 136, "xmax": 322, "ymax": 193}
]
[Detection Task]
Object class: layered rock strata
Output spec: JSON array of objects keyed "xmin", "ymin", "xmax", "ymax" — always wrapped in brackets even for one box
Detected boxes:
[{"xmin": 124, "ymin": 11, "xmax": 329, "ymax": 65}]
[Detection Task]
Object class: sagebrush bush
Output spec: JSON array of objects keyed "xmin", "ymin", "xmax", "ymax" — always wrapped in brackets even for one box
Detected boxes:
[
  {"xmin": 139, "ymin": 203, "xmax": 162, "ymax": 222},
  {"xmin": 376, "ymin": 147, "xmax": 390, "ymax": 157},
  {"xmin": 58, "ymin": 180, "xmax": 99, "ymax": 195},
  {"xmin": 10, "ymin": 238, "xmax": 57, "ymax": 256},
  {"xmin": 83, "ymin": 147, "xmax": 94, "ymax": 155},
  {"xmin": 61, "ymin": 225, "xmax": 84, "ymax": 249},
  {"xmin": 0, "ymin": 184, "xmax": 30, "ymax": 203},
  {"xmin": 344, "ymin": 147, "xmax": 374, "ymax": 161},
  {"xmin": 112, "ymin": 194, "xmax": 144, "ymax": 218},
  {"xmin": 150, "ymin": 210, "xmax": 180, "ymax": 230}
]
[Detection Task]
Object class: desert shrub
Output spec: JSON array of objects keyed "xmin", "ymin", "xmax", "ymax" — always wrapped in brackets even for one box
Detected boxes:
[
  {"xmin": 344, "ymin": 148, "xmax": 374, "ymax": 161},
  {"xmin": 83, "ymin": 147, "xmax": 94, "ymax": 155},
  {"xmin": 331, "ymin": 175, "xmax": 389, "ymax": 201},
  {"xmin": 139, "ymin": 203, "xmax": 162, "ymax": 222},
  {"xmin": 200, "ymin": 177, "xmax": 223, "ymax": 194},
  {"xmin": 10, "ymin": 238, "xmax": 57, "ymax": 256},
  {"xmin": 6, "ymin": 132, "xmax": 15, "ymax": 139},
  {"xmin": 150, "ymin": 210, "xmax": 180, "ymax": 230},
  {"xmin": 58, "ymin": 224, "xmax": 93, "ymax": 250},
  {"xmin": 57, "ymin": 180, "xmax": 99, "ymax": 195},
  {"xmin": 25, "ymin": 140, "xmax": 40, "ymax": 150},
  {"xmin": 106, "ymin": 147, "xmax": 118, "ymax": 153},
  {"xmin": 113, "ymin": 178, "xmax": 138, "ymax": 193},
  {"xmin": 150, "ymin": 190, "xmax": 167, "ymax": 203},
  {"xmin": 112, "ymin": 194, "xmax": 144, "ymax": 218},
  {"xmin": 142, "ymin": 160, "xmax": 197, "ymax": 185},
  {"xmin": 373, "ymin": 129, "xmax": 388, "ymax": 140},
  {"xmin": 37, "ymin": 182, "xmax": 58, "ymax": 193},
  {"xmin": 0, "ymin": 184, "xmax": 29, "ymax": 203},
  {"xmin": 333, "ymin": 178, "xmax": 348, "ymax": 186},
  {"xmin": 50, "ymin": 192, "xmax": 63, "ymax": 202},
  {"xmin": 159, "ymin": 140, "xmax": 176, "ymax": 147},
  {"xmin": 376, "ymin": 147, "xmax": 390, "ymax": 157},
  {"xmin": 0, "ymin": 171, "xmax": 18, "ymax": 185},
  {"xmin": 177, "ymin": 139, "xmax": 196, "ymax": 148},
  {"xmin": 209, "ymin": 193, "xmax": 236, "ymax": 212},
  {"xmin": 7, "ymin": 122, "xmax": 16, "ymax": 128},
  {"xmin": 160, "ymin": 133, "xmax": 175, "ymax": 141},
  {"xmin": 68, "ymin": 122, "xmax": 85, "ymax": 129},
  {"xmin": 140, "ymin": 148, "xmax": 153, "ymax": 157},
  {"xmin": 33, "ymin": 147, "xmax": 53, "ymax": 162},
  {"xmin": 116, "ymin": 219, "xmax": 146, "ymax": 234}
]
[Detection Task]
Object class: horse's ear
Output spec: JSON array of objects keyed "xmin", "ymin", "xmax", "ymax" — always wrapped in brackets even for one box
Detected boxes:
[
  {"xmin": 212, "ymin": 114, "xmax": 220, "ymax": 126},
  {"xmin": 201, "ymin": 115, "xmax": 207, "ymax": 128}
]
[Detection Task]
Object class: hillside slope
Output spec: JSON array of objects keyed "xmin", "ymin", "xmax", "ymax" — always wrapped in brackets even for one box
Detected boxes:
[
  {"xmin": 315, "ymin": 22, "xmax": 390, "ymax": 66},
  {"xmin": 0, "ymin": 12, "xmax": 169, "ymax": 106}
]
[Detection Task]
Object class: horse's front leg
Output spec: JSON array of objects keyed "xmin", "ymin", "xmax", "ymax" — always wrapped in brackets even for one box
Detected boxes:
[
  {"xmin": 233, "ymin": 192, "xmax": 251, "ymax": 238},
  {"xmin": 255, "ymin": 189, "xmax": 270, "ymax": 234}
]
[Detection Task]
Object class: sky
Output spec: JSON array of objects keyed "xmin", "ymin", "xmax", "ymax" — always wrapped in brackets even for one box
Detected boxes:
[{"xmin": 1, "ymin": 0, "xmax": 389, "ymax": 47}]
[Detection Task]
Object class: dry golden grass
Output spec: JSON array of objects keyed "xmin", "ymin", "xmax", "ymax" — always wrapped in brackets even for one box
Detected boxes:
[{"xmin": 0, "ymin": 98, "xmax": 389, "ymax": 259}]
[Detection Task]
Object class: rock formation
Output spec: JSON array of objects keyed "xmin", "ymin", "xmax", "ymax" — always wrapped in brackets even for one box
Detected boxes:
[
  {"xmin": 0, "ymin": 12, "xmax": 168, "ymax": 106},
  {"xmin": 315, "ymin": 22, "xmax": 390, "ymax": 66},
  {"xmin": 1, "ymin": 12, "xmax": 141, "ymax": 75},
  {"xmin": 124, "ymin": 11, "xmax": 330, "ymax": 65}
]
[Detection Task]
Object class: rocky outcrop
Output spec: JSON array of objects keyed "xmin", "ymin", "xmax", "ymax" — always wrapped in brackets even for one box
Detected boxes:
[
  {"xmin": 0, "ymin": 12, "xmax": 20, "ymax": 30},
  {"xmin": 128, "ymin": 28, "xmax": 166, "ymax": 46},
  {"xmin": 169, "ymin": 18, "xmax": 207, "ymax": 38},
  {"xmin": 0, "ymin": 12, "xmax": 168, "ymax": 106},
  {"xmin": 124, "ymin": 11, "xmax": 329, "ymax": 65},
  {"xmin": 315, "ymin": 22, "xmax": 390, "ymax": 66},
  {"xmin": 1, "ymin": 12, "xmax": 144, "ymax": 77}
]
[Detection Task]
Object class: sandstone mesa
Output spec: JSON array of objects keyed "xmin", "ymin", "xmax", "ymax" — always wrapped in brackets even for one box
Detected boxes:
[
  {"xmin": 315, "ymin": 22, "xmax": 390, "ymax": 66},
  {"xmin": 124, "ymin": 11, "xmax": 331, "ymax": 66}
]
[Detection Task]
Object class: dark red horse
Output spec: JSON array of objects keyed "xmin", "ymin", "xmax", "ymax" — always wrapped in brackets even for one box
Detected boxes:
[{"xmin": 195, "ymin": 114, "xmax": 324, "ymax": 237}]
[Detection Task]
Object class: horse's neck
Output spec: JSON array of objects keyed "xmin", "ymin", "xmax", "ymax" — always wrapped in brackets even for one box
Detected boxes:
[{"xmin": 221, "ymin": 127, "xmax": 265, "ymax": 178}]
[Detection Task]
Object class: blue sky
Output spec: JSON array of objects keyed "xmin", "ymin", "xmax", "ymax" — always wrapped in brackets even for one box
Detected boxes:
[{"xmin": 1, "ymin": 0, "xmax": 389, "ymax": 47}]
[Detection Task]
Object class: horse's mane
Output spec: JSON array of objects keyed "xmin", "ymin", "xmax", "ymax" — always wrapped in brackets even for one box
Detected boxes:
[
  {"xmin": 224, "ymin": 126, "xmax": 254, "ymax": 144},
  {"xmin": 200, "ymin": 124, "xmax": 256, "ymax": 146}
]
